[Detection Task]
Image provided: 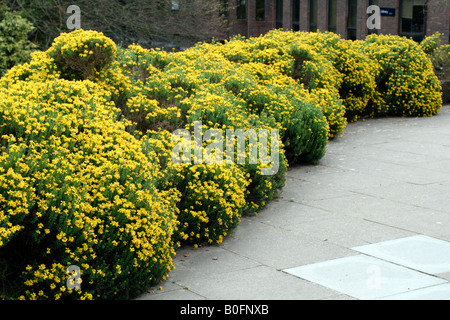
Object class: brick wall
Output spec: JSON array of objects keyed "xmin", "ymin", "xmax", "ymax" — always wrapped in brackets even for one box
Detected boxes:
[
  {"xmin": 335, "ymin": 0, "xmax": 346, "ymax": 37},
  {"xmin": 226, "ymin": 0, "xmax": 449, "ymax": 43},
  {"xmin": 427, "ymin": 0, "xmax": 449, "ymax": 43},
  {"xmin": 228, "ymin": 1, "xmax": 248, "ymax": 37},
  {"xmin": 299, "ymin": 0, "xmax": 309, "ymax": 30},
  {"xmin": 317, "ymin": 0, "xmax": 327, "ymax": 31},
  {"xmin": 377, "ymin": 0, "xmax": 400, "ymax": 37},
  {"xmin": 248, "ymin": 0, "xmax": 276, "ymax": 36},
  {"xmin": 357, "ymin": 0, "xmax": 369, "ymax": 39}
]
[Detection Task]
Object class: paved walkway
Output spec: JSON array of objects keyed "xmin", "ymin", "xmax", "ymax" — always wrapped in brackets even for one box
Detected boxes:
[{"xmin": 138, "ymin": 105, "xmax": 450, "ymax": 301}]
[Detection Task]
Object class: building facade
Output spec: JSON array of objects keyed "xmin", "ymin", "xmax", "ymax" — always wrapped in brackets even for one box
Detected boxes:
[{"xmin": 226, "ymin": 0, "xmax": 449, "ymax": 43}]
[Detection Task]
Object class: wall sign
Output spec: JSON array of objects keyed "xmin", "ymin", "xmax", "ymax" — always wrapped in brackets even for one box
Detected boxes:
[{"xmin": 380, "ymin": 7, "xmax": 396, "ymax": 17}]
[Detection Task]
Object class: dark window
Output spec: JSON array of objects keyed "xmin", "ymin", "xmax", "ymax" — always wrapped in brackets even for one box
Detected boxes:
[
  {"xmin": 309, "ymin": 0, "xmax": 318, "ymax": 32},
  {"xmin": 369, "ymin": 0, "xmax": 379, "ymax": 8},
  {"xmin": 237, "ymin": 0, "xmax": 246, "ymax": 20},
  {"xmin": 256, "ymin": 0, "xmax": 265, "ymax": 21},
  {"xmin": 276, "ymin": 0, "xmax": 283, "ymax": 29},
  {"xmin": 347, "ymin": 0, "xmax": 357, "ymax": 40},
  {"xmin": 292, "ymin": 0, "xmax": 300, "ymax": 31},
  {"xmin": 328, "ymin": 0, "xmax": 337, "ymax": 33},
  {"xmin": 400, "ymin": 0, "xmax": 426, "ymax": 42}
]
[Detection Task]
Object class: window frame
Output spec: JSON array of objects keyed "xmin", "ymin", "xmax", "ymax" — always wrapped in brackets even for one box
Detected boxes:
[
  {"xmin": 292, "ymin": 0, "xmax": 300, "ymax": 31},
  {"xmin": 399, "ymin": 0, "xmax": 427, "ymax": 42},
  {"xmin": 275, "ymin": 0, "xmax": 283, "ymax": 29},
  {"xmin": 256, "ymin": 0, "xmax": 265, "ymax": 21},
  {"xmin": 328, "ymin": 0, "xmax": 337, "ymax": 33},
  {"xmin": 346, "ymin": 0, "xmax": 357, "ymax": 40},
  {"xmin": 309, "ymin": 0, "xmax": 318, "ymax": 32},
  {"xmin": 237, "ymin": 0, "xmax": 247, "ymax": 20}
]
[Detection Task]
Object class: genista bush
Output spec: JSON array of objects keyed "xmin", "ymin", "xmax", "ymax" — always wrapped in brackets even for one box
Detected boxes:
[
  {"xmin": 420, "ymin": 33, "xmax": 450, "ymax": 103},
  {"xmin": 291, "ymin": 31, "xmax": 377, "ymax": 122},
  {"xmin": 0, "ymin": 29, "xmax": 443, "ymax": 300},
  {"xmin": 0, "ymin": 78, "xmax": 179, "ymax": 300},
  {"xmin": 361, "ymin": 34, "xmax": 442, "ymax": 117},
  {"xmin": 215, "ymin": 31, "xmax": 345, "ymax": 140}
]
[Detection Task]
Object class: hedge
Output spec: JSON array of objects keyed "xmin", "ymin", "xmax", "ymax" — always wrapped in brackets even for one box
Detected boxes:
[
  {"xmin": 0, "ymin": 29, "xmax": 443, "ymax": 300},
  {"xmin": 361, "ymin": 34, "xmax": 442, "ymax": 117}
]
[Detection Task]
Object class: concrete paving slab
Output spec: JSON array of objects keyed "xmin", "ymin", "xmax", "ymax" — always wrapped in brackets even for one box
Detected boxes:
[
  {"xmin": 221, "ymin": 217, "xmax": 353, "ymax": 270},
  {"xmin": 401, "ymin": 131, "xmax": 450, "ymax": 147},
  {"xmin": 438, "ymin": 272, "xmax": 450, "ymax": 282},
  {"xmin": 168, "ymin": 245, "xmax": 261, "ymax": 280},
  {"xmin": 137, "ymin": 287, "xmax": 207, "ymax": 300},
  {"xmin": 352, "ymin": 235, "xmax": 450, "ymax": 275},
  {"xmin": 288, "ymin": 166, "xmax": 392, "ymax": 186},
  {"xmin": 283, "ymin": 254, "xmax": 447, "ymax": 300},
  {"xmin": 280, "ymin": 178, "xmax": 349, "ymax": 203},
  {"xmin": 370, "ymin": 141, "xmax": 450, "ymax": 159},
  {"xmin": 378, "ymin": 283, "xmax": 450, "ymax": 300},
  {"xmin": 297, "ymin": 156, "xmax": 450, "ymax": 186},
  {"xmin": 174, "ymin": 265, "xmax": 342, "ymax": 300},
  {"xmin": 255, "ymin": 199, "xmax": 341, "ymax": 227},
  {"xmin": 356, "ymin": 181, "xmax": 450, "ymax": 213},
  {"xmin": 281, "ymin": 212, "xmax": 415, "ymax": 248},
  {"xmin": 413, "ymin": 159, "xmax": 450, "ymax": 174},
  {"xmin": 304, "ymin": 193, "xmax": 450, "ymax": 241},
  {"xmin": 352, "ymin": 146, "xmax": 442, "ymax": 166}
]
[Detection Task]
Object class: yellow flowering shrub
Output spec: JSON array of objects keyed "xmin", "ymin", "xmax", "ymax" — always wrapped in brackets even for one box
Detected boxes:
[
  {"xmin": 362, "ymin": 34, "xmax": 442, "ymax": 117},
  {"xmin": 47, "ymin": 29, "xmax": 117, "ymax": 81},
  {"xmin": 308, "ymin": 88, "xmax": 346, "ymax": 139},
  {"xmin": 420, "ymin": 33, "xmax": 450, "ymax": 104},
  {"xmin": 290, "ymin": 31, "xmax": 377, "ymax": 122},
  {"xmin": 169, "ymin": 162, "xmax": 249, "ymax": 245},
  {"xmin": 158, "ymin": 48, "xmax": 290, "ymax": 215},
  {"xmin": 161, "ymin": 87, "xmax": 287, "ymax": 217},
  {"xmin": 420, "ymin": 32, "xmax": 443, "ymax": 55},
  {"xmin": 192, "ymin": 53, "xmax": 330, "ymax": 163},
  {"xmin": 214, "ymin": 31, "xmax": 346, "ymax": 139},
  {"xmin": 0, "ymin": 50, "xmax": 59, "ymax": 85},
  {"xmin": 249, "ymin": 81, "xmax": 329, "ymax": 164},
  {"xmin": 0, "ymin": 78, "xmax": 179, "ymax": 300},
  {"xmin": 0, "ymin": 28, "xmax": 444, "ymax": 300},
  {"xmin": 95, "ymin": 44, "xmax": 182, "ymax": 135},
  {"xmin": 142, "ymin": 130, "xmax": 249, "ymax": 244}
]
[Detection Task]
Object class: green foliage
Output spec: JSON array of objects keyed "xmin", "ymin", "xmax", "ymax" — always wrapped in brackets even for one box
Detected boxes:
[
  {"xmin": 420, "ymin": 33, "xmax": 450, "ymax": 82},
  {"xmin": 420, "ymin": 32, "xmax": 443, "ymax": 55},
  {"xmin": 0, "ymin": 3, "xmax": 37, "ymax": 76}
]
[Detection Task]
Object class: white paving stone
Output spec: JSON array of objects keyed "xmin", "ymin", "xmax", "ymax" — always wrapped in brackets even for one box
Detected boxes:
[
  {"xmin": 283, "ymin": 254, "xmax": 447, "ymax": 300},
  {"xmin": 379, "ymin": 283, "xmax": 450, "ymax": 300},
  {"xmin": 352, "ymin": 235, "xmax": 450, "ymax": 275}
]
